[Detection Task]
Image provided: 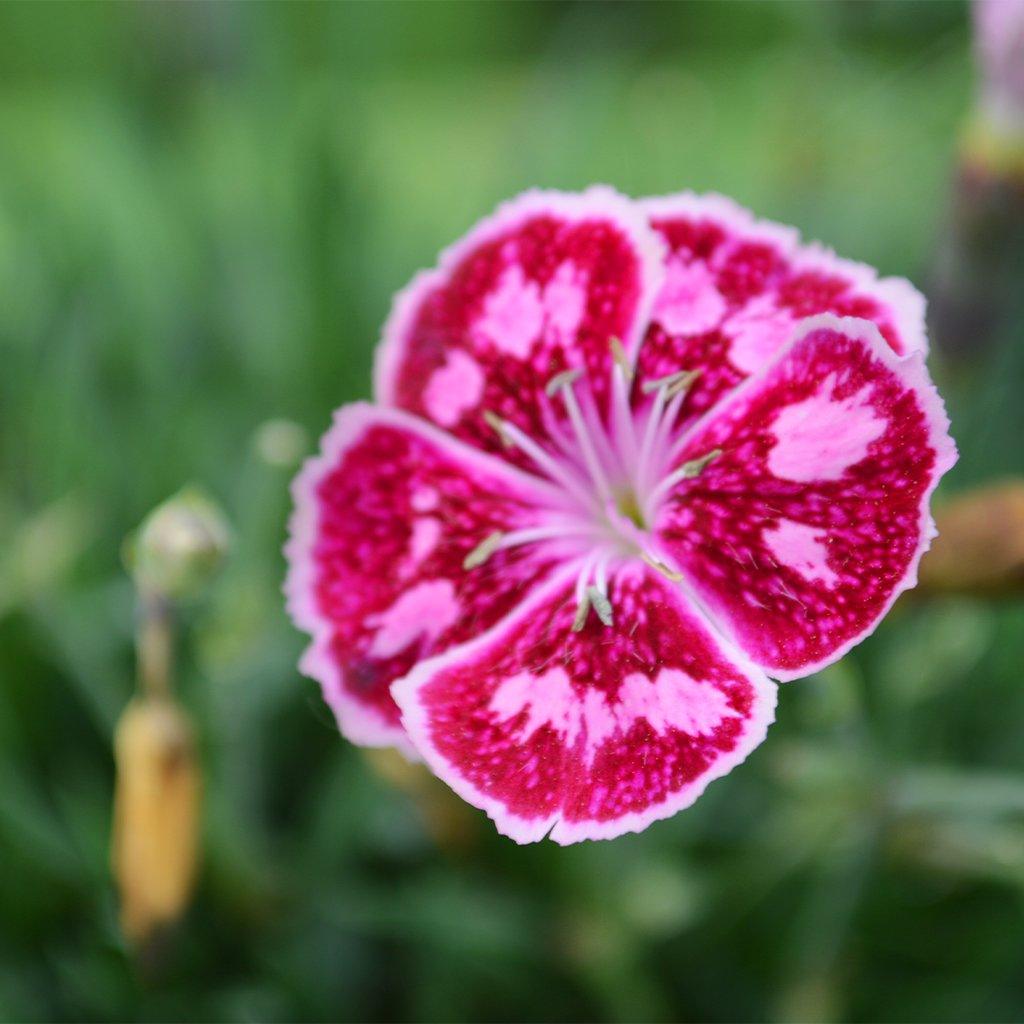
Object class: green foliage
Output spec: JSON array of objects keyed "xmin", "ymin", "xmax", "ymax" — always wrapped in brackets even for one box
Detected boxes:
[{"xmin": 2, "ymin": 2, "xmax": 1023, "ymax": 1021}]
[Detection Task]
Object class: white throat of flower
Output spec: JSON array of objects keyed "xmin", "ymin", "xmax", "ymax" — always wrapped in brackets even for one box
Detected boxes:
[{"xmin": 464, "ymin": 339, "xmax": 720, "ymax": 630}]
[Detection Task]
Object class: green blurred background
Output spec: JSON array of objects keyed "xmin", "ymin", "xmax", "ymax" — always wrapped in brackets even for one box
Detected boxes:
[{"xmin": 3, "ymin": 2, "xmax": 1024, "ymax": 1021}]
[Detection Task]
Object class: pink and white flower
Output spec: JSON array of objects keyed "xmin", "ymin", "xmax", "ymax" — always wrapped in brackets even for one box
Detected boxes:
[{"xmin": 285, "ymin": 187, "xmax": 956, "ymax": 844}]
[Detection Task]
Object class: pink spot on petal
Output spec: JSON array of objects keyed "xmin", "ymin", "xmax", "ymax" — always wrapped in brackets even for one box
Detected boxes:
[
  {"xmin": 725, "ymin": 296, "xmax": 795, "ymax": 374},
  {"xmin": 656, "ymin": 315, "xmax": 956, "ymax": 680},
  {"xmin": 653, "ymin": 258, "xmax": 727, "ymax": 336},
  {"xmin": 490, "ymin": 665, "xmax": 739, "ymax": 767},
  {"xmin": 423, "ymin": 349, "xmax": 485, "ymax": 427},
  {"xmin": 542, "ymin": 261, "xmax": 588, "ymax": 344},
  {"xmin": 616, "ymin": 669, "xmax": 739, "ymax": 738},
  {"xmin": 490, "ymin": 668, "xmax": 586, "ymax": 749},
  {"xmin": 473, "ymin": 264, "xmax": 544, "ymax": 358},
  {"xmin": 287, "ymin": 406, "xmax": 563, "ymax": 751},
  {"xmin": 367, "ymin": 579, "xmax": 460, "ymax": 659},
  {"xmin": 411, "ymin": 486, "xmax": 439, "ymax": 512},
  {"xmin": 763, "ymin": 519, "xmax": 839, "ymax": 587},
  {"xmin": 407, "ymin": 517, "xmax": 442, "ymax": 567},
  {"xmin": 395, "ymin": 561, "xmax": 778, "ymax": 844},
  {"xmin": 767, "ymin": 374, "xmax": 887, "ymax": 483}
]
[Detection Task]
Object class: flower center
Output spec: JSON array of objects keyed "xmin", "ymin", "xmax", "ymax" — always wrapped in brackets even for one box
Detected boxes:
[
  {"xmin": 612, "ymin": 485, "xmax": 646, "ymax": 531},
  {"xmin": 465, "ymin": 342, "xmax": 720, "ymax": 629}
]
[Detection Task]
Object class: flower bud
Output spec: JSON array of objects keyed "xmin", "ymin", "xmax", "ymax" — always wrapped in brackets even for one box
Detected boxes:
[
  {"xmin": 919, "ymin": 479, "xmax": 1024, "ymax": 596},
  {"xmin": 254, "ymin": 418, "xmax": 308, "ymax": 468},
  {"xmin": 112, "ymin": 696, "xmax": 201, "ymax": 946},
  {"xmin": 128, "ymin": 487, "xmax": 230, "ymax": 601}
]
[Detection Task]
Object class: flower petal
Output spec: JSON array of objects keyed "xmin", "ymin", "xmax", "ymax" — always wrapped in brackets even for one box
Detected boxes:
[
  {"xmin": 393, "ymin": 562, "xmax": 776, "ymax": 844},
  {"xmin": 653, "ymin": 314, "xmax": 957, "ymax": 681},
  {"xmin": 636, "ymin": 192, "xmax": 927, "ymax": 429},
  {"xmin": 285, "ymin": 404, "xmax": 567, "ymax": 754},
  {"xmin": 375, "ymin": 187, "xmax": 665, "ymax": 461}
]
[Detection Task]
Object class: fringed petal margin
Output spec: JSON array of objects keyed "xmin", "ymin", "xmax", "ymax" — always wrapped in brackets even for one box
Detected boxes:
[
  {"xmin": 394, "ymin": 563, "xmax": 776, "ymax": 844},
  {"xmin": 635, "ymin": 192, "xmax": 928, "ymax": 433},
  {"xmin": 375, "ymin": 186, "xmax": 665, "ymax": 466},
  {"xmin": 654, "ymin": 314, "xmax": 957, "ymax": 681},
  {"xmin": 285, "ymin": 404, "xmax": 567, "ymax": 754}
]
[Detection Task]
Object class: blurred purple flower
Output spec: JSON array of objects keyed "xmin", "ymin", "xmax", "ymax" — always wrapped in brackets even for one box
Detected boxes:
[{"xmin": 974, "ymin": 0, "xmax": 1024, "ymax": 133}]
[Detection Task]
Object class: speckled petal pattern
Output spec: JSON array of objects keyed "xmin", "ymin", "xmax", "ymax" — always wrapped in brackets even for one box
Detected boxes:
[
  {"xmin": 288, "ymin": 187, "xmax": 956, "ymax": 843},
  {"xmin": 375, "ymin": 187, "xmax": 665, "ymax": 464},
  {"xmin": 635, "ymin": 193, "xmax": 927, "ymax": 433},
  {"xmin": 394, "ymin": 563, "xmax": 777, "ymax": 844},
  {"xmin": 285, "ymin": 404, "xmax": 566, "ymax": 753},
  {"xmin": 654, "ymin": 315, "xmax": 957, "ymax": 680}
]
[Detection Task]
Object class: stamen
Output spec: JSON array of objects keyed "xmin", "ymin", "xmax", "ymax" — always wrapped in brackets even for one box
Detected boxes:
[
  {"xmin": 610, "ymin": 361, "xmax": 639, "ymax": 476},
  {"xmin": 646, "ymin": 447, "xmax": 724, "ymax": 510},
  {"xmin": 571, "ymin": 553, "xmax": 598, "ymax": 631},
  {"xmin": 568, "ymin": 553, "xmax": 616, "ymax": 632},
  {"xmin": 546, "ymin": 369, "xmax": 615, "ymax": 506},
  {"xmin": 636, "ymin": 384, "xmax": 668, "ymax": 495},
  {"xmin": 571, "ymin": 589, "xmax": 591, "ymax": 632},
  {"xmin": 641, "ymin": 551, "xmax": 684, "ymax": 581},
  {"xmin": 544, "ymin": 367, "xmax": 583, "ymax": 397},
  {"xmin": 464, "ymin": 523, "xmax": 606, "ymax": 571},
  {"xmin": 641, "ymin": 367, "xmax": 701, "ymax": 397},
  {"xmin": 483, "ymin": 410, "xmax": 512, "ymax": 448},
  {"xmin": 485, "ymin": 413, "xmax": 597, "ymax": 511},
  {"xmin": 677, "ymin": 448, "xmax": 722, "ymax": 478},
  {"xmin": 665, "ymin": 368, "xmax": 702, "ymax": 398},
  {"xmin": 570, "ymin": 583, "xmax": 616, "ymax": 631},
  {"xmin": 574, "ymin": 553, "xmax": 598, "ymax": 603},
  {"xmin": 635, "ymin": 368, "xmax": 703, "ymax": 499},
  {"xmin": 587, "ymin": 585, "xmax": 614, "ymax": 627},
  {"xmin": 608, "ymin": 337, "xmax": 633, "ymax": 381},
  {"xmin": 463, "ymin": 530, "xmax": 504, "ymax": 570},
  {"xmin": 642, "ymin": 386, "xmax": 688, "ymax": 494}
]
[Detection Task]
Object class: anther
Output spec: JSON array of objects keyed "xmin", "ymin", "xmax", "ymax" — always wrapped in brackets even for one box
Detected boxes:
[
  {"xmin": 609, "ymin": 337, "xmax": 633, "ymax": 381},
  {"xmin": 677, "ymin": 448, "xmax": 722, "ymax": 479},
  {"xmin": 545, "ymin": 367, "xmax": 584, "ymax": 397},
  {"xmin": 571, "ymin": 589, "xmax": 591, "ymax": 632},
  {"xmin": 571, "ymin": 584, "xmax": 614, "ymax": 631},
  {"xmin": 587, "ymin": 586, "xmax": 614, "ymax": 627},
  {"xmin": 463, "ymin": 530, "xmax": 504, "ymax": 570},
  {"xmin": 645, "ymin": 447, "xmax": 724, "ymax": 514},
  {"xmin": 482, "ymin": 410, "xmax": 512, "ymax": 448},
  {"xmin": 641, "ymin": 367, "xmax": 702, "ymax": 398},
  {"xmin": 641, "ymin": 552, "xmax": 684, "ymax": 581}
]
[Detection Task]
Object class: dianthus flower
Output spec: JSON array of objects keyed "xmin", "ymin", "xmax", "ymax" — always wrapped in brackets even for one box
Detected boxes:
[{"xmin": 286, "ymin": 188, "xmax": 956, "ymax": 843}]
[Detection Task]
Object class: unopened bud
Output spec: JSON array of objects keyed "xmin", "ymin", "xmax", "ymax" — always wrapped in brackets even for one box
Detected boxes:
[
  {"xmin": 254, "ymin": 418, "xmax": 308, "ymax": 468},
  {"xmin": 919, "ymin": 479, "xmax": 1024, "ymax": 596},
  {"xmin": 127, "ymin": 487, "xmax": 230, "ymax": 600},
  {"xmin": 112, "ymin": 697, "xmax": 201, "ymax": 946}
]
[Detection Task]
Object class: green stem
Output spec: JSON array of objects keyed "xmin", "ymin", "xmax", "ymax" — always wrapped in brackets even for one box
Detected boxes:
[{"xmin": 137, "ymin": 588, "xmax": 174, "ymax": 699}]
